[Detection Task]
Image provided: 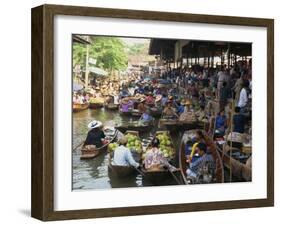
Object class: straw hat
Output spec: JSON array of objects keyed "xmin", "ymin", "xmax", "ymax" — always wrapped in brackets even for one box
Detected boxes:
[
  {"xmin": 140, "ymin": 98, "xmax": 146, "ymax": 103},
  {"xmin": 181, "ymin": 100, "xmax": 192, "ymax": 105},
  {"xmin": 118, "ymin": 136, "xmax": 128, "ymax": 145},
  {"xmin": 88, "ymin": 120, "xmax": 102, "ymax": 129},
  {"xmin": 155, "ymin": 95, "xmax": 162, "ymax": 102}
]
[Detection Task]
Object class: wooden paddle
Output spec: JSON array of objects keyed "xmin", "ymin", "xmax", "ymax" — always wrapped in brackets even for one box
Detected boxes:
[
  {"xmin": 73, "ymin": 141, "xmax": 84, "ymax": 151},
  {"xmin": 166, "ymin": 167, "xmax": 182, "ymax": 185}
]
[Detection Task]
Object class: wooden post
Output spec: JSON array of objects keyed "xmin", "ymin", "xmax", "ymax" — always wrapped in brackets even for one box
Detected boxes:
[{"xmin": 85, "ymin": 36, "xmax": 90, "ymax": 89}]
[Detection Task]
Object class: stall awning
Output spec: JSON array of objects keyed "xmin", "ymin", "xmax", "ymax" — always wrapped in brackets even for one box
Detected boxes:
[{"xmin": 88, "ymin": 66, "xmax": 108, "ymax": 76}]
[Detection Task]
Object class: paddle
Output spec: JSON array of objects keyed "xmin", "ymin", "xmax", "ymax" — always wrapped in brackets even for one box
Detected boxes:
[
  {"xmin": 165, "ymin": 166, "xmax": 182, "ymax": 185},
  {"xmin": 73, "ymin": 141, "xmax": 84, "ymax": 151}
]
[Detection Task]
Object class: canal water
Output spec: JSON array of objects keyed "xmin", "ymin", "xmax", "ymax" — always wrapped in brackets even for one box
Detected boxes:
[{"xmin": 72, "ymin": 108, "xmax": 184, "ymax": 190}]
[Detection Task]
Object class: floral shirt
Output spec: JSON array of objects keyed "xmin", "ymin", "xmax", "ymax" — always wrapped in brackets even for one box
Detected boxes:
[{"xmin": 144, "ymin": 148, "xmax": 169, "ymax": 170}]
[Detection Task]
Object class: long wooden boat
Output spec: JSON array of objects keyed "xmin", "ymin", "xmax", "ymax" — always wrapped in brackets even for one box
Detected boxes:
[
  {"xmin": 141, "ymin": 131, "xmax": 185, "ymax": 185},
  {"xmin": 115, "ymin": 120, "xmax": 154, "ymax": 133},
  {"xmin": 80, "ymin": 128, "xmax": 117, "ymax": 159},
  {"xmin": 158, "ymin": 118, "xmax": 179, "ymax": 132},
  {"xmin": 216, "ymin": 142, "xmax": 252, "ymax": 181},
  {"xmin": 150, "ymin": 107, "xmax": 162, "ymax": 118},
  {"xmin": 73, "ymin": 103, "xmax": 89, "ymax": 112},
  {"xmin": 89, "ymin": 102, "xmax": 104, "ymax": 109},
  {"xmin": 108, "ymin": 131, "xmax": 142, "ymax": 178},
  {"xmin": 104, "ymin": 103, "xmax": 119, "ymax": 110},
  {"xmin": 179, "ymin": 130, "xmax": 224, "ymax": 184}
]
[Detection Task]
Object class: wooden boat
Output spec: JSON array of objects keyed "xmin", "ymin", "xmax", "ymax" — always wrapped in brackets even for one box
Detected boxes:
[
  {"xmin": 108, "ymin": 131, "xmax": 142, "ymax": 177},
  {"xmin": 141, "ymin": 131, "xmax": 185, "ymax": 185},
  {"xmin": 179, "ymin": 130, "xmax": 224, "ymax": 184},
  {"xmin": 150, "ymin": 107, "xmax": 162, "ymax": 118},
  {"xmin": 73, "ymin": 103, "xmax": 89, "ymax": 112},
  {"xmin": 158, "ymin": 118, "xmax": 179, "ymax": 132},
  {"xmin": 89, "ymin": 102, "xmax": 104, "ymax": 109},
  {"xmin": 115, "ymin": 121, "xmax": 154, "ymax": 133},
  {"xmin": 105, "ymin": 103, "xmax": 119, "ymax": 110},
  {"xmin": 216, "ymin": 141, "xmax": 252, "ymax": 181},
  {"xmin": 80, "ymin": 128, "xmax": 117, "ymax": 159}
]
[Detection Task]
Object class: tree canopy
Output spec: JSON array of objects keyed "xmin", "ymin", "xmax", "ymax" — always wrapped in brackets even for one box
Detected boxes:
[{"xmin": 73, "ymin": 36, "xmax": 128, "ymax": 72}]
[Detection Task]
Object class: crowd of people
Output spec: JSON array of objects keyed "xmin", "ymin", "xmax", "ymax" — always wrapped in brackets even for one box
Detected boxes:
[{"xmin": 80, "ymin": 60, "xmax": 252, "ymax": 183}]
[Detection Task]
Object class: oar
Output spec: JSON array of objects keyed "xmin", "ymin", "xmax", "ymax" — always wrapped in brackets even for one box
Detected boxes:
[
  {"xmin": 167, "ymin": 167, "xmax": 182, "ymax": 185},
  {"xmin": 73, "ymin": 141, "xmax": 84, "ymax": 151},
  {"xmin": 134, "ymin": 165, "xmax": 145, "ymax": 177}
]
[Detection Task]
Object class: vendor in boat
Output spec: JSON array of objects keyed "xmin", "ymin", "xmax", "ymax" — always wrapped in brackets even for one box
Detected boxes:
[
  {"xmin": 155, "ymin": 95, "xmax": 162, "ymax": 108},
  {"xmin": 186, "ymin": 142, "xmax": 216, "ymax": 179},
  {"xmin": 139, "ymin": 109, "xmax": 154, "ymax": 124},
  {"xmin": 195, "ymin": 105, "xmax": 208, "ymax": 122},
  {"xmin": 233, "ymin": 106, "xmax": 246, "ymax": 133},
  {"xmin": 137, "ymin": 98, "xmax": 147, "ymax": 114},
  {"xmin": 144, "ymin": 138, "xmax": 176, "ymax": 171},
  {"xmin": 163, "ymin": 101, "xmax": 179, "ymax": 119},
  {"xmin": 179, "ymin": 100, "xmax": 196, "ymax": 122},
  {"xmin": 145, "ymin": 92, "xmax": 155, "ymax": 105},
  {"xmin": 111, "ymin": 137, "xmax": 140, "ymax": 168},
  {"xmin": 176, "ymin": 100, "xmax": 185, "ymax": 114},
  {"xmin": 215, "ymin": 109, "xmax": 227, "ymax": 135},
  {"xmin": 120, "ymin": 98, "xmax": 133, "ymax": 112},
  {"xmin": 84, "ymin": 120, "xmax": 106, "ymax": 148}
]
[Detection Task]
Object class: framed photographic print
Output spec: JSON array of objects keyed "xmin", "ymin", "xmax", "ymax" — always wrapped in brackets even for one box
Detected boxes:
[{"xmin": 31, "ymin": 4, "xmax": 274, "ymax": 221}]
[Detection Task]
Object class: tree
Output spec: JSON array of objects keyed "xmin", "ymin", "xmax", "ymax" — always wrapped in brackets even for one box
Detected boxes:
[{"xmin": 72, "ymin": 36, "xmax": 128, "ymax": 73}]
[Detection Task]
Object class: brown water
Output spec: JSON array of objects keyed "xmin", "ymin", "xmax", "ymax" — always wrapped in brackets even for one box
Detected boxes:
[{"xmin": 72, "ymin": 108, "xmax": 183, "ymax": 190}]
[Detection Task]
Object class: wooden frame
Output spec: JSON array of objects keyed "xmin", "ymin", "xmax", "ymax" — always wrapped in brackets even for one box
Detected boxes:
[{"xmin": 31, "ymin": 4, "xmax": 274, "ymax": 221}]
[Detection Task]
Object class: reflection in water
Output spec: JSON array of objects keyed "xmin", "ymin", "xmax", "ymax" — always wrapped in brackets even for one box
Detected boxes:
[{"xmin": 72, "ymin": 108, "xmax": 182, "ymax": 190}]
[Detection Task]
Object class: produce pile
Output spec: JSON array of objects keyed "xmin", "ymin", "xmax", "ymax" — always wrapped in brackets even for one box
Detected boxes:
[
  {"xmin": 108, "ymin": 133, "xmax": 142, "ymax": 154},
  {"xmin": 125, "ymin": 133, "xmax": 143, "ymax": 154},
  {"xmin": 89, "ymin": 97, "xmax": 104, "ymax": 104},
  {"xmin": 156, "ymin": 132, "xmax": 175, "ymax": 158}
]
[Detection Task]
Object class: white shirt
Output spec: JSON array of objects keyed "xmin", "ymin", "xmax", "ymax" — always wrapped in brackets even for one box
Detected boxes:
[
  {"xmin": 112, "ymin": 145, "xmax": 139, "ymax": 168},
  {"xmin": 238, "ymin": 88, "xmax": 248, "ymax": 108}
]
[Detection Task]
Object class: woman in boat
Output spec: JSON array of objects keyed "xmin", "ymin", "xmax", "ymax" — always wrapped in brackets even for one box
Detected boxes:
[
  {"xmin": 144, "ymin": 138, "xmax": 176, "ymax": 171},
  {"xmin": 111, "ymin": 137, "xmax": 140, "ymax": 168},
  {"xmin": 163, "ymin": 101, "xmax": 179, "ymax": 119},
  {"xmin": 186, "ymin": 142, "xmax": 216, "ymax": 180},
  {"xmin": 215, "ymin": 109, "xmax": 227, "ymax": 135},
  {"xmin": 139, "ymin": 109, "xmax": 154, "ymax": 124},
  {"xmin": 120, "ymin": 98, "xmax": 133, "ymax": 113},
  {"xmin": 137, "ymin": 98, "xmax": 147, "ymax": 114},
  {"xmin": 145, "ymin": 92, "xmax": 155, "ymax": 105},
  {"xmin": 179, "ymin": 100, "xmax": 196, "ymax": 122},
  {"xmin": 84, "ymin": 120, "xmax": 106, "ymax": 148}
]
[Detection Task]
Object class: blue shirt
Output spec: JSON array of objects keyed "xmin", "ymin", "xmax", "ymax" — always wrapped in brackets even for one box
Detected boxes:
[
  {"xmin": 233, "ymin": 114, "xmax": 245, "ymax": 133},
  {"xmin": 215, "ymin": 115, "xmax": 226, "ymax": 131},
  {"xmin": 189, "ymin": 154, "xmax": 215, "ymax": 175},
  {"xmin": 112, "ymin": 145, "xmax": 139, "ymax": 168}
]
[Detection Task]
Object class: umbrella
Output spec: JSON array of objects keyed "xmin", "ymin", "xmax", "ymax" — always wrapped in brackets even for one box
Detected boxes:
[
  {"xmin": 89, "ymin": 66, "xmax": 108, "ymax": 76},
  {"xmin": 73, "ymin": 83, "xmax": 84, "ymax": 91}
]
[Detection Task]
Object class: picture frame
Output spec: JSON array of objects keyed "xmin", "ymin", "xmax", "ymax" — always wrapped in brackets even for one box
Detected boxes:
[{"xmin": 31, "ymin": 4, "xmax": 274, "ymax": 221}]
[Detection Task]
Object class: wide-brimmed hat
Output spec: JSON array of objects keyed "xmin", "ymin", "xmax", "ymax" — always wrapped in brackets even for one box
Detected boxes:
[
  {"xmin": 140, "ymin": 98, "xmax": 146, "ymax": 103},
  {"xmin": 88, "ymin": 120, "xmax": 102, "ymax": 129},
  {"xmin": 181, "ymin": 100, "xmax": 192, "ymax": 105},
  {"xmin": 155, "ymin": 95, "xmax": 162, "ymax": 102}
]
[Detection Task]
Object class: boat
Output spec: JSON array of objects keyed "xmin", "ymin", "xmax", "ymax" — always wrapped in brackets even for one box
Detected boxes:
[
  {"xmin": 115, "ymin": 120, "xmax": 154, "ymax": 133},
  {"xmin": 150, "ymin": 107, "xmax": 162, "ymax": 118},
  {"xmin": 178, "ymin": 130, "xmax": 224, "ymax": 184},
  {"xmin": 80, "ymin": 128, "xmax": 117, "ymax": 159},
  {"xmin": 105, "ymin": 103, "xmax": 119, "ymax": 110},
  {"xmin": 108, "ymin": 131, "xmax": 142, "ymax": 178},
  {"xmin": 89, "ymin": 102, "xmax": 104, "ymax": 109},
  {"xmin": 73, "ymin": 103, "xmax": 89, "ymax": 112},
  {"xmin": 216, "ymin": 138, "xmax": 252, "ymax": 181},
  {"xmin": 158, "ymin": 118, "xmax": 179, "ymax": 132},
  {"xmin": 141, "ymin": 131, "xmax": 185, "ymax": 185}
]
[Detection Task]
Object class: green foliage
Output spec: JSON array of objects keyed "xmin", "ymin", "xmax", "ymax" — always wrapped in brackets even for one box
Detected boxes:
[{"xmin": 72, "ymin": 36, "xmax": 128, "ymax": 73}]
